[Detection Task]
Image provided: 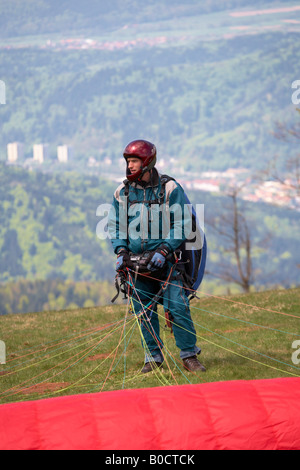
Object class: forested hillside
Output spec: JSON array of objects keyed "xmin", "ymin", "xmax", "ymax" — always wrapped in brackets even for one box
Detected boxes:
[
  {"xmin": 0, "ymin": 1, "xmax": 300, "ymax": 314},
  {"xmin": 0, "ymin": 2, "xmax": 300, "ymax": 171},
  {"xmin": 0, "ymin": 163, "xmax": 299, "ymax": 314},
  {"xmin": 0, "ymin": 164, "xmax": 114, "ymax": 283}
]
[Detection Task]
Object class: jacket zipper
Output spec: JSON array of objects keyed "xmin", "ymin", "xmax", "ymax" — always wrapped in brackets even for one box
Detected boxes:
[{"xmin": 141, "ymin": 187, "xmax": 146, "ymax": 252}]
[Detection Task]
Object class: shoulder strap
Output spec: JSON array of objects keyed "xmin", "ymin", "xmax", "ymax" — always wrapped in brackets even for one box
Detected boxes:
[
  {"xmin": 159, "ymin": 174, "xmax": 175, "ymax": 204},
  {"xmin": 123, "ymin": 179, "xmax": 129, "ymax": 197},
  {"xmin": 160, "ymin": 174, "xmax": 175, "ymax": 184},
  {"xmin": 123, "ymin": 175, "xmax": 175, "ymax": 205}
]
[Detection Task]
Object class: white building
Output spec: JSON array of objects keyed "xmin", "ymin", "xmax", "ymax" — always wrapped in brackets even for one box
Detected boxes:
[
  {"xmin": 57, "ymin": 145, "xmax": 72, "ymax": 163},
  {"xmin": 7, "ymin": 142, "xmax": 24, "ymax": 163},
  {"xmin": 33, "ymin": 144, "xmax": 48, "ymax": 163}
]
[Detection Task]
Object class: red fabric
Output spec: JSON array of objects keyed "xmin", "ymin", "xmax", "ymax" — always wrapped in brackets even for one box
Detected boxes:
[{"xmin": 1, "ymin": 377, "xmax": 300, "ymax": 450}]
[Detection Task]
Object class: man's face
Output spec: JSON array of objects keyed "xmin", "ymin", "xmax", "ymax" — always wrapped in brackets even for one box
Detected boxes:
[{"xmin": 127, "ymin": 157, "xmax": 142, "ymax": 175}]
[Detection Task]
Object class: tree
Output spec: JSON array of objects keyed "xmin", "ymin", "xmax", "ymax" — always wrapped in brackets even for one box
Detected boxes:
[
  {"xmin": 267, "ymin": 109, "xmax": 300, "ymax": 271},
  {"xmin": 206, "ymin": 186, "xmax": 254, "ymax": 293},
  {"xmin": 270, "ymin": 109, "xmax": 300, "ymax": 201}
]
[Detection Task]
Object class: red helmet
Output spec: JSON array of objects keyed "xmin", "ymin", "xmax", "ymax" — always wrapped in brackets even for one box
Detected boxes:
[{"xmin": 123, "ymin": 139, "xmax": 157, "ymax": 182}]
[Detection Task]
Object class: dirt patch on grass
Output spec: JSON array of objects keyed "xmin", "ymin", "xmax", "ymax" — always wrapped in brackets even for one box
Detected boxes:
[
  {"xmin": 85, "ymin": 354, "xmax": 109, "ymax": 361},
  {"xmin": 21, "ymin": 382, "xmax": 70, "ymax": 395}
]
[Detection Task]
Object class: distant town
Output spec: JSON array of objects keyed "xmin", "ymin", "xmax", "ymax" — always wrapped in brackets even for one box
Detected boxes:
[{"xmin": 5, "ymin": 141, "xmax": 300, "ymax": 211}]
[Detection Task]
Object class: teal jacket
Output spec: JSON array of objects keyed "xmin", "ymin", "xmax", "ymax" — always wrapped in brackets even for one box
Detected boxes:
[{"xmin": 108, "ymin": 168, "xmax": 190, "ymax": 255}]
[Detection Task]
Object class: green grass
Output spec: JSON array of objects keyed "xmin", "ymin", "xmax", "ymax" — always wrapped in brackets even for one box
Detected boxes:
[{"xmin": 0, "ymin": 287, "xmax": 299, "ymax": 404}]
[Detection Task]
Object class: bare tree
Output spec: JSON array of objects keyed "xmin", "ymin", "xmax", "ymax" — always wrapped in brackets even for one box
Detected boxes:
[
  {"xmin": 206, "ymin": 186, "xmax": 254, "ymax": 293},
  {"xmin": 269, "ymin": 109, "xmax": 300, "ymax": 200},
  {"xmin": 268, "ymin": 110, "xmax": 300, "ymax": 271}
]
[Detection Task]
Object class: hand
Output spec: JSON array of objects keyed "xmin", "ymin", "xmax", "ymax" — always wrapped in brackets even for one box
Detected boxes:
[
  {"xmin": 147, "ymin": 246, "xmax": 169, "ymax": 271},
  {"xmin": 116, "ymin": 249, "xmax": 130, "ymax": 271}
]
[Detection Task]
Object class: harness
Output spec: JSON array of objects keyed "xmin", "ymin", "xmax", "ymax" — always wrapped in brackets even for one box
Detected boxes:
[
  {"xmin": 111, "ymin": 173, "xmax": 203, "ymax": 313},
  {"xmin": 111, "ymin": 250, "xmax": 179, "ymax": 303},
  {"xmin": 123, "ymin": 174, "xmax": 171, "ymax": 204},
  {"xmin": 111, "ymin": 174, "xmax": 176, "ymax": 302},
  {"xmin": 112, "ymin": 255, "xmax": 180, "ymax": 333},
  {"xmin": 122, "ymin": 174, "xmax": 172, "ymax": 244}
]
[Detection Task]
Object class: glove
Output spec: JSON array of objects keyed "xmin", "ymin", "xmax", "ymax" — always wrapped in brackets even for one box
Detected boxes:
[
  {"xmin": 147, "ymin": 246, "xmax": 170, "ymax": 271},
  {"xmin": 116, "ymin": 249, "xmax": 130, "ymax": 271}
]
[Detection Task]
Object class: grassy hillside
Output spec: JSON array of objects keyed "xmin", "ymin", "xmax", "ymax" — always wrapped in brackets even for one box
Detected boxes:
[{"xmin": 1, "ymin": 286, "xmax": 299, "ymax": 404}]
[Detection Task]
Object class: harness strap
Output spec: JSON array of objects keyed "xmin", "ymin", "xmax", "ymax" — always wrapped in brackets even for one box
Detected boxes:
[
  {"xmin": 123, "ymin": 174, "xmax": 174, "ymax": 208},
  {"xmin": 111, "ymin": 270, "xmax": 130, "ymax": 303},
  {"xmin": 127, "ymin": 198, "xmax": 161, "ymax": 206},
  {"xmin": 165, "ymin": 310, "xmax": 174, "ymax": 333},
  {"xmin": 146, "ymin": 258, "xmax": 178, "ymax": 312}
]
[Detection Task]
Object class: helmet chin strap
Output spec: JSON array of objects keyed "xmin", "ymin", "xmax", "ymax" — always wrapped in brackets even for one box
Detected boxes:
[
  {"xmin": 137, "ymin": 165, "xmax": 149, "ymax": 181},
  {"xmin": 126, "ymin": 162, "xmax": 149, "ymax": 182}
]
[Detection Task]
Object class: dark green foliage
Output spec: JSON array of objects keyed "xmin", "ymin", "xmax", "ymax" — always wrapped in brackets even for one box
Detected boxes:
[
  {"xmin": 0, "ymin": 163, "xmax": 116, "ymax": 285},
  {"xmin": 0, "ymin": 229, "xmax": 25, "ymax": 277},
  {"xmin": 0, "ymin": 278, "xmax": 119, "ymax": 315}
]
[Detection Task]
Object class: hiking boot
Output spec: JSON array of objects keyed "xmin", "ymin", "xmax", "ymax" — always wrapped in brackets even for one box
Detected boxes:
[
  {"xmin": 141, "ymin": 361, "xmax": 163, "ymax": 374},
  {"xmin": 182, "ymin": 356, "xmax": 206, "ymax": 372}
]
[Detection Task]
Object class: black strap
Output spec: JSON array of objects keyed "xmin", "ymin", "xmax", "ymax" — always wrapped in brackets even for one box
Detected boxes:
[
  {"xmin": 123, "ymin": 174, "xmax": 174, "ymax": 207},
  {"xmin": 111, "ymin": 276, "xmax": 120, "ymax": 303},
  {"xmin": 111, "ymin": 272, "xmax": 130, "ymax": 303}
]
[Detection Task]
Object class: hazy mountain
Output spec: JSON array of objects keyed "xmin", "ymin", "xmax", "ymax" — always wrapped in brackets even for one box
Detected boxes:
[
  {"xmin": 0, "ymin": 0, "xmax": 286, "ymax": 38},
  {"xmin": 1, "ymin": 0, "xmax": 299, "ymax": 171}
]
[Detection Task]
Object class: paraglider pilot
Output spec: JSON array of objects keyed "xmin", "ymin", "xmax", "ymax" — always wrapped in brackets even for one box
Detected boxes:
[{"xmin": 108, "ymin": 140, "xmax": 206, "ymax": 373}]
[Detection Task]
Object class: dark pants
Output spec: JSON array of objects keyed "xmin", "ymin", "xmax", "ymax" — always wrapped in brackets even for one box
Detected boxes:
[{"xmin": 131, "ymin": 267, "xmax": 201, "ymax": 363}]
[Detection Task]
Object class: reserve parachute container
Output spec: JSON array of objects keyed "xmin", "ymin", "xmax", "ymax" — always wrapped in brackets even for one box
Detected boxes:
[{"xmin": 160, "ymin": 175, "xmax": 207, "ymax": 298}]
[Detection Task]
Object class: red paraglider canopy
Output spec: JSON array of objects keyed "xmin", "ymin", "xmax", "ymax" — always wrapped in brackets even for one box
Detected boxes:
[{"xmin": 1, "ymin": 377, "xmax": 300, "ymax": 450}]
